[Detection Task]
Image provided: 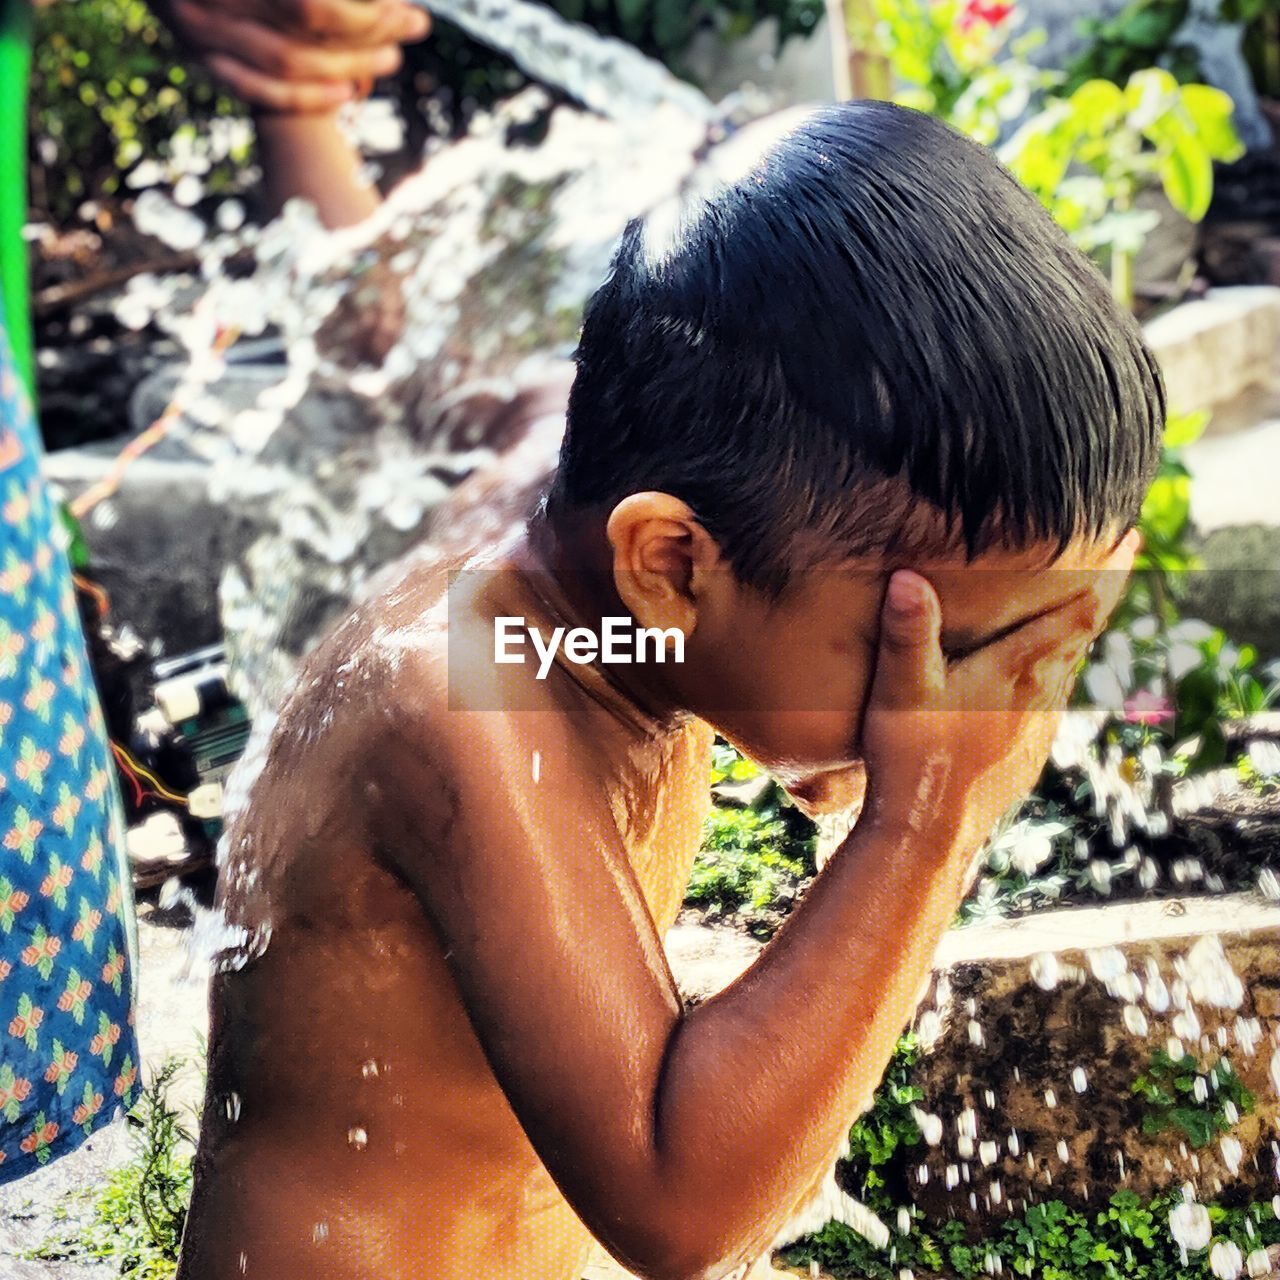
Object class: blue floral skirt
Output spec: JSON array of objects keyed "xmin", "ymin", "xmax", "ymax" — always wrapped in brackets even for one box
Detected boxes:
[{"xmin": 0, "ymin": 304, "xmax": 140, "ymax": 1184}]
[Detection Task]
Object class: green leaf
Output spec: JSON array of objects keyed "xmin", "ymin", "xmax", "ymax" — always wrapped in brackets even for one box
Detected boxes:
[
  {"xmin": 1178, "ymin": 83, "xmax": 1246, "ymax": 162},
  {"xmin": 1156, "ymin": 122, "xmax": 1215, "ymax": 221},
  {"xmin": 1124, "ymin": 66, "xmax": 1181, "ymax": 127},
  {"xmin": 1069, "ymin": 78, "xmax": 1126, "ymax": 134},
  {"xmin": 1163, "ymin": 408, "xmax": 1210, "ymax": 448}
]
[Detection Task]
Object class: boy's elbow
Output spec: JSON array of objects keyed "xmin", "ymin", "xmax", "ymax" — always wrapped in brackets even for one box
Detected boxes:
[{"xmin": 613, "ymin": 1213, "xmax": 758, "ymax": 1280}]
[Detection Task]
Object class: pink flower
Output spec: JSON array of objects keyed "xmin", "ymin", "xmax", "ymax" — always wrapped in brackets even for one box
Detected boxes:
[
  {"xmin": 958, "ymin": 0, "xmax": 1015, "ymax": 31},
  {"xmin": 1122, "ymin": 690, "xmax": 1175, "ymax": 726}
]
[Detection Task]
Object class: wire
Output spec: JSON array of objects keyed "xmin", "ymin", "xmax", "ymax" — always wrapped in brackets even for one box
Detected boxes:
[
  {"xmin": 109, "ymin": 740, "xmax": 189, "ymax": 808},
  {"xmin": 72, "ymin": 573, "xmax": 110, "ymax": 620},
  {"xmin": 109, "ymin": 742, "xmax": 146, "ymax": 809}
]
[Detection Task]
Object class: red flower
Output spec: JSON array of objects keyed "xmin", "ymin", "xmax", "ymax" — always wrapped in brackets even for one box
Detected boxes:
[
  {"xmin": 958, "ymin": 0, "xmax": 1014, "ymax": 30},
  {"xmin": 1122, "ymin": 690, "xmax": 1175, "ymax": 727}
]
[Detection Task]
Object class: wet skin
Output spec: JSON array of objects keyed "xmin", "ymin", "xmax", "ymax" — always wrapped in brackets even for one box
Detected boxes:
[{"xmin": 177, "ymin": 447, "xmax": 1135, "ymax": 1280}]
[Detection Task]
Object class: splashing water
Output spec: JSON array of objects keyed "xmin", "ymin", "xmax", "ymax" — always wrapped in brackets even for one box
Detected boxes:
[{"xmin": 405, "ymin": 0, "xmax": 718, "ymax": 125}]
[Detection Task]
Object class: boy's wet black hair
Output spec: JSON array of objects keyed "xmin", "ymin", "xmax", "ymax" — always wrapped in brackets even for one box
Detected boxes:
[{"xmin": 544, "ymin": 100, "xmax": 1166, "ymax": 597}]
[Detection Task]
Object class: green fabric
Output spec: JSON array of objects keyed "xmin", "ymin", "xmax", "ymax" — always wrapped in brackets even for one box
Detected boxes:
[{"xmin": 0, "ymin": 0, "xmax": 33, "ymax": 400}]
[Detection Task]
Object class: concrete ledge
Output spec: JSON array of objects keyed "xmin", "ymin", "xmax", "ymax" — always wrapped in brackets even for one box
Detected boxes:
[{"xmin": 1144, "ymin": 286, "xmax": 1280, "ymax": 418}]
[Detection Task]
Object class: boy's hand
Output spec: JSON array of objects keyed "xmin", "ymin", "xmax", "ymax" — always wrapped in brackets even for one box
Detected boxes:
[
  {"xmin": 859, "ymin": 535, "xmax": 1138, "ymax": 855},
  {"xmin": 158, "ymin": 0, "xmax": 432, "ymax": 113}
]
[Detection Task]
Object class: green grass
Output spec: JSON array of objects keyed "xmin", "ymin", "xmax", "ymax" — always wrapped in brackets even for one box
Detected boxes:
[{"xmin": 29, "ymin": 1058, "xmax": 195, "ymax": 1278}]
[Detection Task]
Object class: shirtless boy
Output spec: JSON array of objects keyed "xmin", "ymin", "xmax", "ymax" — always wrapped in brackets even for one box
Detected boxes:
[{"xmin": 175, "ymin": 101, "xmax": 1163, "ymax": 1280}]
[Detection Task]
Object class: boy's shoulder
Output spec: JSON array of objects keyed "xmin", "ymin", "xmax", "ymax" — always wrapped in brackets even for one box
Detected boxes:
[{"xmin": 297, "ymin": 555, "xmax": 586, "ymax": 805}]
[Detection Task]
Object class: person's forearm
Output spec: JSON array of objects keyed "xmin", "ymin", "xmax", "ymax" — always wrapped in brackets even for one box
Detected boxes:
[
  {"xmin": 253, "ymin": 112, "xmax": 381, "ymax": 228},
  {"xmin": 652, "ymin": 808, "xmax": 973, "ymax": 1277}
]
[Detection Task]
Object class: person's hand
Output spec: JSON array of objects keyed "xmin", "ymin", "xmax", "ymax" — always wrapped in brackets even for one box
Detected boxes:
[
  {"xmin": 859, "ymin": 533, "xmax": 1139, "ymax": 856},
  {"xmin": 157, "ymin": 0, "xmax": 432, "ymax": 114}
]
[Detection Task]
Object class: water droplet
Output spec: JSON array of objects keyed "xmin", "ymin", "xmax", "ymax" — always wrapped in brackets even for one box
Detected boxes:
[
  {"xmin": 916, "ymin": 1009, "xmax": 943, "ymax": 1048},
  {"xmin": 1044, "ymin": 1089, "xmax": 1057, "ymax": 1109},
  {"xmin": 1072, "ymin": 1067, "xmax": 1088, "ymax": 1093},
  {"xmin": 1170, "ymin": 1201, "xmax": 1212, "ymax": 1252},
  {"xmin": 531, "ymin": 750, "xmax": 542, "ymax": 783},
  {"xmin": 347, "ymin": 1126, "xmax": 369, "ymax": 1150},
  {"xmin": 312, "ymin": 1221, "xmax": 329, "ymax": 1245},
  {"xmin": 361, "ymin": 1059, "xmax": 381, "ymax": 1080},
  {"xmin": 1246, "ymin": 1247, "xmax": 1272, "ymax": 1277},
  {"xmin": 1056, "ymin": 1140, "xmax": 1070, "ymax": 1163},
  {"xmin": 224, "ymin": 1092, "xmax": 242, "ymax": 1123},
  {"xmin": 1124, "ymin": 1004, "xmax": 1149, "ymax": 1036},
  {"xmin": 1030, "ymin": 952, "xmax": 1060, "ymax": 991},
  {"xmin": 897, "ymin": 1207, "xmax": 911, "ymax": 1235},
  {"xmin": 238, "ymin": 1252, "xmax": 248, "ymax": 1275},
  {"xmin": 979, "ymin": 1141, "xmax": 998, "ymax": 1167},
  {"xmin": 913, "ymin": 1108, "xmax": 943, "ymax": 1146},
  {"xmin": 1211, "ymin": 1240, "xmax": 1244, "ymax": 1280}
]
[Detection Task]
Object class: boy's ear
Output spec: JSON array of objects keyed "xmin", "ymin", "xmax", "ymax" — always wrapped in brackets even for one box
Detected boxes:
[{"xmin": 605, "ymin": 492, "xmax": 725, "ymax": 637}]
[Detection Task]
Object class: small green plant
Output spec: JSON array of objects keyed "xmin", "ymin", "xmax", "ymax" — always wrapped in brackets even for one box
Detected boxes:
[
  {"xmin": 29, "ymin": 1057, "xmax": 196, "ymax": 1278},
  {"xmin": 852, "ymin": 0, "xmax": 1022, "ymax": 119},
  {"xmin": 1237, "ymin": 740, "xmax": 1280, "ymax": 794},
  {"xmin": 1130, "ymin": 407, "xmax": 1210, "ymax": 624},
  {"xmin": 1132, "ymin": 1049, "xmax": 1254, "ymax": 1149},
  {"xmin": 841, "ymin": 1033, "xmax": 924, "ymax": 1194},
  {"xmin": 710, "ymin": 738, "xmax": 764, "ymax": 786},
  {"xmin": 999, "ymin": 68, "xmax": 1244, "ymax": 308},
  {"xmin": 30, "ymin": 0, "xmax": 249, "ymax": 220},
  {"xmin": 687, "ymin": 806, "xmax": 812, "ymax": 913},
  {"xmin": 782, "ymin": 1187, "xmax": 1280, "ymax": 1280},
  {"xmin": 845, "ymin": 0, "xmax": 1058, "ymax": 145},
  {"xmin": 688, "ymin": 739, "xmax": 816, "ymax": 922}
]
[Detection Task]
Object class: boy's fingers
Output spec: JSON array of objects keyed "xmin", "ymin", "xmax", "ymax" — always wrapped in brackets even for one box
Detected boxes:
[
  {"xmin": 871, "ymin": 570, "xmax": 944, "ymax": 710},
  {"xmin": 209, "ymin": 0, "xmax": 428, "ymax": 44},
  {"xmin": 178, "ymin": 5, "xmax": 406, "ymax": 83},
  {"xmin": 204, "ymin": 53, "xmax": 355, "ymax": 111},
  {"xmin": 279, "ymin": 0, "xmax": 424, "ymax": 41}
]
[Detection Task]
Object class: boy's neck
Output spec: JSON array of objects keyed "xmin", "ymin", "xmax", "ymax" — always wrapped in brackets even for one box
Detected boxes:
[{"xmin": 505, "ymin": 512, "xmax": 689, "ymax": 738}]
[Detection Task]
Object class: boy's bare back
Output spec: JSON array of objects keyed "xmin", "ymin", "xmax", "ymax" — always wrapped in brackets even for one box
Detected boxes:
[{"xmin": 176, "ymin": 551, "xmax": 719, "ymax": 1280}]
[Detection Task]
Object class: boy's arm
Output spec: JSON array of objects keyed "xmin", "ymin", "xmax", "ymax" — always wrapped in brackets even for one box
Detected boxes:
[
  {"xmin": 158, "ymin": 0, "xmax": 430, "ymax": 226},
  {"xmin": 252, "ymin": 114, "xmax": 381, "ymax": 226},
  {"xmin": 378, "ymin": 557, "xmax": 1132, "ymax": 1280}
]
